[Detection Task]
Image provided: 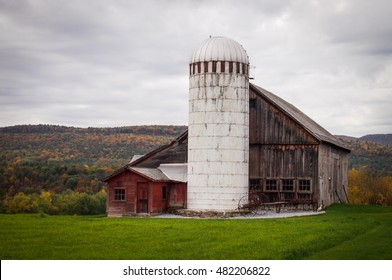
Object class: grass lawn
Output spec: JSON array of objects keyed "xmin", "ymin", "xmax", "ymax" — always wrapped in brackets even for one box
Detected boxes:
[{"xmin": 0, "ymin": 204, "xmax": 391, "ymax": 260}]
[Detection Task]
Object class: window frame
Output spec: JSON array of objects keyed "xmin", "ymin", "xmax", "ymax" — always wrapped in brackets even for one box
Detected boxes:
[{"xmin": 114, "ymin": 188, "xmax": 126, "ymax": 201}]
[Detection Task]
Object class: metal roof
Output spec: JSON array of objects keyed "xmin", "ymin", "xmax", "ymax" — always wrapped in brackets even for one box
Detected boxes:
[
  {"xmin": 190, "ymin": 36, "xmax": 249, "ymax": 64},
  {"xmin": 158, "ymin": 163, "xmax": 188, "ymax": 183},
  {"xmin": 129, "ymin": 167, "xmax": 171, "ymax": 182},
  {"xmin": 250, "ymin": 83, "xmax": 350, "ymax": 151}
]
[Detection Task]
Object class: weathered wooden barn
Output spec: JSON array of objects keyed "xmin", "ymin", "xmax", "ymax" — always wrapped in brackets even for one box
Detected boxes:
[{"xmin": 104, "ymin": 83, "xmax": 350, "ymax": 217}]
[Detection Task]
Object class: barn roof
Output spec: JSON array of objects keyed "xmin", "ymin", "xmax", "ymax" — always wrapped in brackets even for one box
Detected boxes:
[{"xmin": 250, "ymin": 83, "xmax": 350, "ymax": 151}]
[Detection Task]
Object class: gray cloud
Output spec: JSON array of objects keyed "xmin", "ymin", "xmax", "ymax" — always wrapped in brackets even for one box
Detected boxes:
[{"xmin": 0, "ymin": 0, "xmax": 391, "ymax": 137}]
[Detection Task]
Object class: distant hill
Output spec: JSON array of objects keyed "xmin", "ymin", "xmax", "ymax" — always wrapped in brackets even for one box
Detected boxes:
[
  {"xmin": 335, "ymin": 133, "xmax": 392, "ymax": 146},
  {"xmin": 0, "ymin": 124, "xmax": 187, "ymax": 196},
  {"xmin": 359, "ymin": 134, "xmax": 392, "ymax": 146},
  {"xmin": 1, "ymin": 124, "xmax": 391, "ymax": 198},
  {"xmin": 335, "ymin": 134, "xmax": 392, "ymax": 175}
]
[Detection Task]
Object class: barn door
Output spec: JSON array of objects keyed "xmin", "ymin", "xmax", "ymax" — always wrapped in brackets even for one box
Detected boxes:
[{"xmin": 137, "ymin": 183, "xmax": 149, "ymax": 213}]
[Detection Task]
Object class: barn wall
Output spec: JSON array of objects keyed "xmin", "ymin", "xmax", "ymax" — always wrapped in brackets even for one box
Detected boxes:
[
  {"xmin": 150, "ymin": 182, "xmax": 169, "ymax": 213},
  {"xmin": 248, "ymin": 88, "xmax": 320, "ymax": 200},
  {"xmin": 318, "ymin": 144, "xmax": 349, "ymax": 206},
  {"xmin": 169, "ymin": 183, "xmax": 187, "ymax": 209},
  {"xmin": 249, "ymin": 144, "xmax": 318, "ymax": 178},
  {"xmin": 106, "ymin": 170, "xmax": 187, "ymax": 216},
  {"xmin": 106, "ymin": 170, "xmax": 138, "ymax": 217},
  {"xmin": 249, "ymin": 89, "xmax": 319, "ymax": 145}
]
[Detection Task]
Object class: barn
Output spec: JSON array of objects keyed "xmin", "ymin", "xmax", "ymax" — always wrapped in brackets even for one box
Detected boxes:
[{"xmin": 103, "ymin": 37, "xmax": 350, "ymax": 217}]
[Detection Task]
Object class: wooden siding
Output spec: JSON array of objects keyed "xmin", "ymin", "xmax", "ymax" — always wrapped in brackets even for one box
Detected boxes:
[
  {"xmin": 318, "ymin": 144, "xmax": 349, "ymax": 206},
  {"xmin": 249, "ymin": 144, "xmax": 318, "ymax": 179},
  {"xmin": 169, "ymin": 183, "xmax": 187, "ymax": 209},
  {"xmin": 249, "ymin": 89, "xmax": 319, "ymax": 145},
  {"xmin": 134, "ymin": 136, "xmax": 187, "ymax": 168},
  {"xmin": 248, "ymin": 87, "xmax": 319, "ymax": 184}
]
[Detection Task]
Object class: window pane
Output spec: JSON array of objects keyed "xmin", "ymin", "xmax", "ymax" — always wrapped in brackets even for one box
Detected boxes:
[
  {"xmin": 299, "ymin": 180, "xmax": 311, "ymax": 192},
  {"xmin": 249, "ymin": 179, "xmax": 261, "ymax": 191},
  {"xmin": 265, "ymin": 179, "xmax": 277, "ymax": 191},
  {"xmin": 282, "ymin": 179, "xmax": 294, "ymax": 191},
  {"xmin": 114, "ymin": 189, "xmax": 125, "ymax": 201}
]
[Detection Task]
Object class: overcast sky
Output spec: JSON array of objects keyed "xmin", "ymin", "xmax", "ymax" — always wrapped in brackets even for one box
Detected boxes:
[{"xmin": 1, "ymin": 0, "xmax": 391, "ymax": 137}]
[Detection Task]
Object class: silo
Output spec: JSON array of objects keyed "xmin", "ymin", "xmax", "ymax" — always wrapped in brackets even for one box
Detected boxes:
[{"xmin": 188, "ymin": 37, "xmax": 249, "ymax": 211}]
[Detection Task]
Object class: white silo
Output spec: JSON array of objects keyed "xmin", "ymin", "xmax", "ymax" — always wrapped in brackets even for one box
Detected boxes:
[{"xmin": 188, "ymin": 36, "xmax": 249, "ymax": 211}]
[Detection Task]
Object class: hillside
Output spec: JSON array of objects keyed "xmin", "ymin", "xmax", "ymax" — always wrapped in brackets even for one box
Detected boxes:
[
  {"xmin": 1, "ymin": 125, "xmax": 391, "ymax": 199},
  {"xmin": 336, "ymin": 135, "xmax": 392, "ymax": 175},
  {"xmin": 0, "ymin": 125, "xmax": 187, "ymax": 196},
  {"xmin": 335, "ymin": 133, "xmax": 392, "ymax": 146},
  {"xmin": 359, "ymin": 134, "xmax": 392, "ymax": 146}
]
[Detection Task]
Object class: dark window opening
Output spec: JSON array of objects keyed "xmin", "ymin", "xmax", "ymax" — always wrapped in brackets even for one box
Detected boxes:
[
  {"xmin": 249, "ymin": 98, "xmax": 256, "ymax": 109},
  {"xmin": 197, "ymin": 62, "xmax": 201, "ymax": 73},
  {"xmin": 249, "ymin": 179, "xmax": 261, "ymax": 191},
  {"xmin": 282, "ymin": 179, "xmax": 294, "ymax": 191},
  {"xmin": 299, "ymin": 179, "xmax": 311, "ymax": 192},
  {"xmin": 114, "ymin": 189, "xmax": 125, "ymax": 201},
  {"xmin": 265, "ymin": 179, "xmax": 278, "ymax": 191},
  {"xmin": 204, "ymin": 61, "xmax": 209, "ymax": 73},
  {"xmin": 236, "ymin": 62, "xmax": 240, "ymax": 74},
  {"xmin": 162, "ymin": 186, "xmax": 167, "ymax": 200}
]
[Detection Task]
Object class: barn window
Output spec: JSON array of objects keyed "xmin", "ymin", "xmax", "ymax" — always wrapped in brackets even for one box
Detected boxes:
[
  {"xmin": 162, "ymin": 186, "xmax": 167, "ymax": 200},
  {"xmin": 114, "ymin": 189, "xmax": 125, "ymax": 201},
  {"xmin": 281, "ymin": 179, "xmax": 294, "ymax": 191},
  {"xmin": 249, "ymin": 98, "xmax": 256, "ymax": 109},
  {"xmin": 249, "ymin": 179, "xmax": 261, "ymax": 191},
  {"xmin": 299, "ymin": 179, "xmax": 311, "ymax": 192},
  {"xmin": 265, "ymin": 179, "xmax": 278, "ymax": 191}
]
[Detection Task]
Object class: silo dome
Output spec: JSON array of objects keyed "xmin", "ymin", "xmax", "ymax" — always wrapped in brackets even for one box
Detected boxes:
[{"xmin": 190, "ymin": 36, "xmax": 249, "ymax": 64}]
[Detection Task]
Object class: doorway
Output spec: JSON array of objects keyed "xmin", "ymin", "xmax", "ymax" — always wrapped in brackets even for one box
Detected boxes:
[{"xmin": 137, "ymin": 182, "xmax": 149, "ymax": 213}]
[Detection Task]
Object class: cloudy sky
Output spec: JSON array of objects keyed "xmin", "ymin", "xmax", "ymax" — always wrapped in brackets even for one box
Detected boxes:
[{"xmin": 1, "ymin": 0, "xmax": 391, "ymax": 137}]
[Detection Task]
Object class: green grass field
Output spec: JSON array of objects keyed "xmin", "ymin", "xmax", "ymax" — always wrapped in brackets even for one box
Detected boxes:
[{"xmin": 0, "ymin": 204, "xmax": 391, "ymax": 260}]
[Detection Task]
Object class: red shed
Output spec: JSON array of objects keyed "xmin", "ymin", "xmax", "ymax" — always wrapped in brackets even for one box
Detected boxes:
[{"xmin": 104, "ymin": 133, "xmax": 188, "ymax": 217}]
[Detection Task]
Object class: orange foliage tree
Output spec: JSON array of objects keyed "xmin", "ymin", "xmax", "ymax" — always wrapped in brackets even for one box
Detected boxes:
[{"xmin": 348, "ymin": 168, "xmax": 392, "ymax": 206}]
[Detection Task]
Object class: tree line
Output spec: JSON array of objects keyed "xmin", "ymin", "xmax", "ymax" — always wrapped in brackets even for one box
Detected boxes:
[
  {"xmin": 0, "ymin": 125, "xmax": 187, "ymax": 214},
  {"xmin": 0, "ymin": 125, "xmax": 391, "ymax": 214},
  {"xmin": 348, "ymin": 168, "xmax": 392, "ymax": 206}
]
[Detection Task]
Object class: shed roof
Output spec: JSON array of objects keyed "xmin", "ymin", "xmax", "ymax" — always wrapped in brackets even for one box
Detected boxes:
[
  {"xmin": 129, "ymin": 167, "xmax": 171, "ymax": 182},
  {"xmin": 250, "ymin": 83, "xmax": 350, "ymax": 151}
]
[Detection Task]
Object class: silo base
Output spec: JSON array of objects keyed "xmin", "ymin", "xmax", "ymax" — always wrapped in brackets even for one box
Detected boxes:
[{"xmin": 175, "ymin": 209, "xmax": 242, "ymax": 218}]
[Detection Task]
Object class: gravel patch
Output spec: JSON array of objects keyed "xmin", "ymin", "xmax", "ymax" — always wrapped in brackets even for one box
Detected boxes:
[{"xmin": 153, "ymin": 210, "xmax": 326, "ymax": 219}]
